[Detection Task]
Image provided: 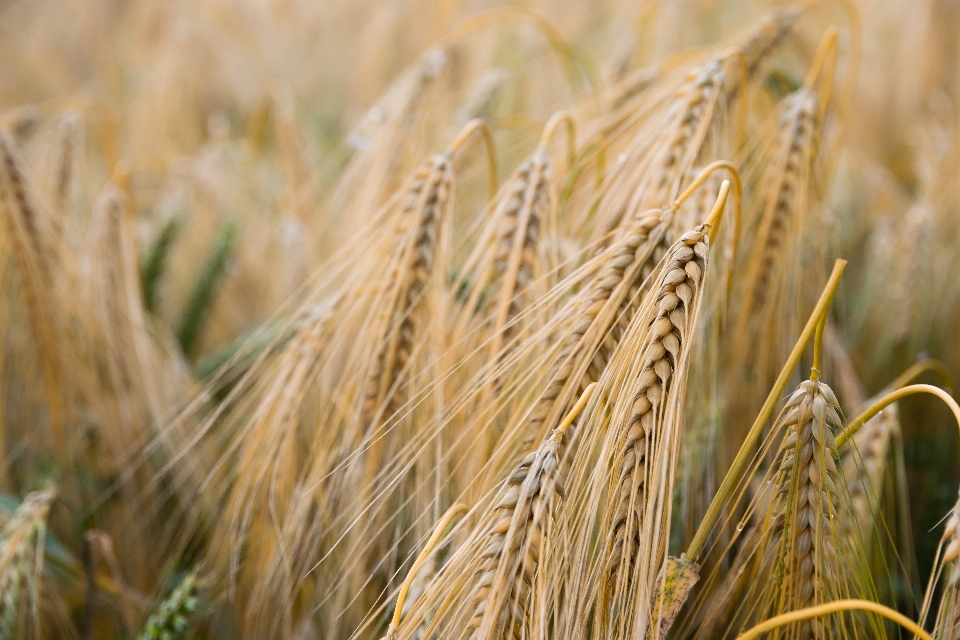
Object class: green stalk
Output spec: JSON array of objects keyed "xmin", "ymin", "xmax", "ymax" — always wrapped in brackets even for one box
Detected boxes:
[
  {"xmin": 177, "ymin": 222, "xmax": 237, "ymax": 358},
  {"xmin": 141, "ymin": 215, "xmax": 182, "ymax": 315},
  {"xmin": 835, "ymin": 383, "xmax": 960, "ymax": 449}
]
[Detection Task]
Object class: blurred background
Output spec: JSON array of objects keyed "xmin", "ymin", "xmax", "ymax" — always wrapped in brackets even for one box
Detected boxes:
[{"xmin": 0, "ymin": 0, "xmax": 959, "ymax": 637}]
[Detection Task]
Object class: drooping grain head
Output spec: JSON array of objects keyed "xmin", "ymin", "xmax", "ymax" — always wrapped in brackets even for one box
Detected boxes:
[
  {"xmin": 0, "ymin": 486, "xmax": 57, "ymax": 639},
  {"xmin": 733, "ymin": 89, "xmax": 820, "ymax": 388},
  {"xmin": 736, "ymin": 8, "xmax": 799, "ymax": 77},
  {"xmin": 361, "ymin": 153, "xmax": 454, "ymax": 428},
  {"xmin": 462, "ymin": 429, "xmax": 566, "ymax": 640},
  {"xmin": 486, "ymin": 146, "xmax": 550, "ymax": 344},
  {"xmin": 603, "ymin": 228, "xmax": 709, "ymax": 634}
]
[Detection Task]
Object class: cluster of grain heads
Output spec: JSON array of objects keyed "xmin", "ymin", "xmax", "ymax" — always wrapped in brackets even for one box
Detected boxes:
[
  {"xmin": 192, "ymin": 119, "xmax": 500, "ymax": 639},
  {"xmin": 4, "ymin": 2, "xmax": 959, "ymax": 638},
  {"xmin": 136, "ymin": 573, "xmax": 200, "ymax": 640},
  {"xmin": 582, "ymin": 6, "xmax": 801, "ymax": 247},
  {"xmin": 513, "ymin": 205, "xmax": 675, "ymax": 460}
]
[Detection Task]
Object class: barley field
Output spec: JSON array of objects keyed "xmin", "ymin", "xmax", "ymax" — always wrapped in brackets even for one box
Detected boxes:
[{"xmin": 1, "ymin": 0, "xmax": 959, "ymax": 638}]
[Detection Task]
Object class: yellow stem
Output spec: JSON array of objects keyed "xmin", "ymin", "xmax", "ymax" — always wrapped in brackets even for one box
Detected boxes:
[
  {"xmin": 671, "ymin": 161, "xmax": 743, "ymax": 262},
  {"xmin": 556, "ymin": 382, "xmax": 597, "ymax": 438},
  {"xmin": 835, "ymin": 384, "xmax": 960, "ymax": 450},
  {"xmin": 686, "ymin": 259, "xmax": 846, "ymax": 561},
  {"xmin": 447, "ymin": 119, "xmax": 498, "ymax": 201},
  {"xmin": 702, "ymin": 180, "xmax": 731, "ymax": 244},
  {"xmin": 804, "ymin": 26, "xmax": 839, "ymax": 126},
  {"xmin": 801, "ymin": 0, "xmax": 863, "ymax": 129},
  {"xmin": 539, "ymin": 111, "xmax": 577, "ymax": 172},
  {"xmin": 387, "ymin": 502, "xmax": 468, "ymax": 636},
  {"xmin": 886, "ymin": 358, "xmax": 954, "ymax": 394},
  {"xmin": 734, "ymin": 599, "xmax": 931, "ymax": 640}
]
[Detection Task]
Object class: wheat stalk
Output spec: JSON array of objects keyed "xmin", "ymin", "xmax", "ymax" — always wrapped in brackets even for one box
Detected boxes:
[{"xmin": 0, "ymin": 132, "xmax": 67, "ymax": 453}]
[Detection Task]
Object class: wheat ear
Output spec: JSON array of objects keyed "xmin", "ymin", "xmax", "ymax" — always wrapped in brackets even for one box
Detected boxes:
[{"xmin": 462, "ymin": 384, "xmax": 596, "ymax": 640}]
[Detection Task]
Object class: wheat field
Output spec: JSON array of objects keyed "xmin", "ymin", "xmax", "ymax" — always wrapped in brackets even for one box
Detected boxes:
[{"xmin": 0, "ymin": 0, "xmax": 959, "ymax": 638}]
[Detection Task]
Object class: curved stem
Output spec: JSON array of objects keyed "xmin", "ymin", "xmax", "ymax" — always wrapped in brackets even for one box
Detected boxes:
[
  {"xmin": 887, "ymin": 358, "xmax": 954, "ymax": 394},
  {"xmin": 671, "ymin": 161, "xmax": 743, "ymax": 258},
  {"xmin": 556, "ymin": 382, "xmax": 597, "ymax": 438},
  {"xmin": 447, "ymin": 119, "xmax": 498, "ymax": 201},
  {"xmin": 702, "ymin": 180, "xmax": 731, "ymax": 244},
  {"xmin": 387, "ymin": 502, "xmax": 468, "ymax": 636},
  {"xmin": 734, "ymin": 599, "xmax": 931, "ymax": 640},
  {"xmin": 836, "ymin": 384, "xmax": 960, "ymax": 450},
  {"xmin": 444, "ymin": 8, "xmax": 596, "ymax": 93},
  {"xmin": 686, "ymin": 259, "xmax": 847, "ymax": 561},
  {"xmin": 539, "ymin": 111, "xmax": 577, "ymax": 172}
]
